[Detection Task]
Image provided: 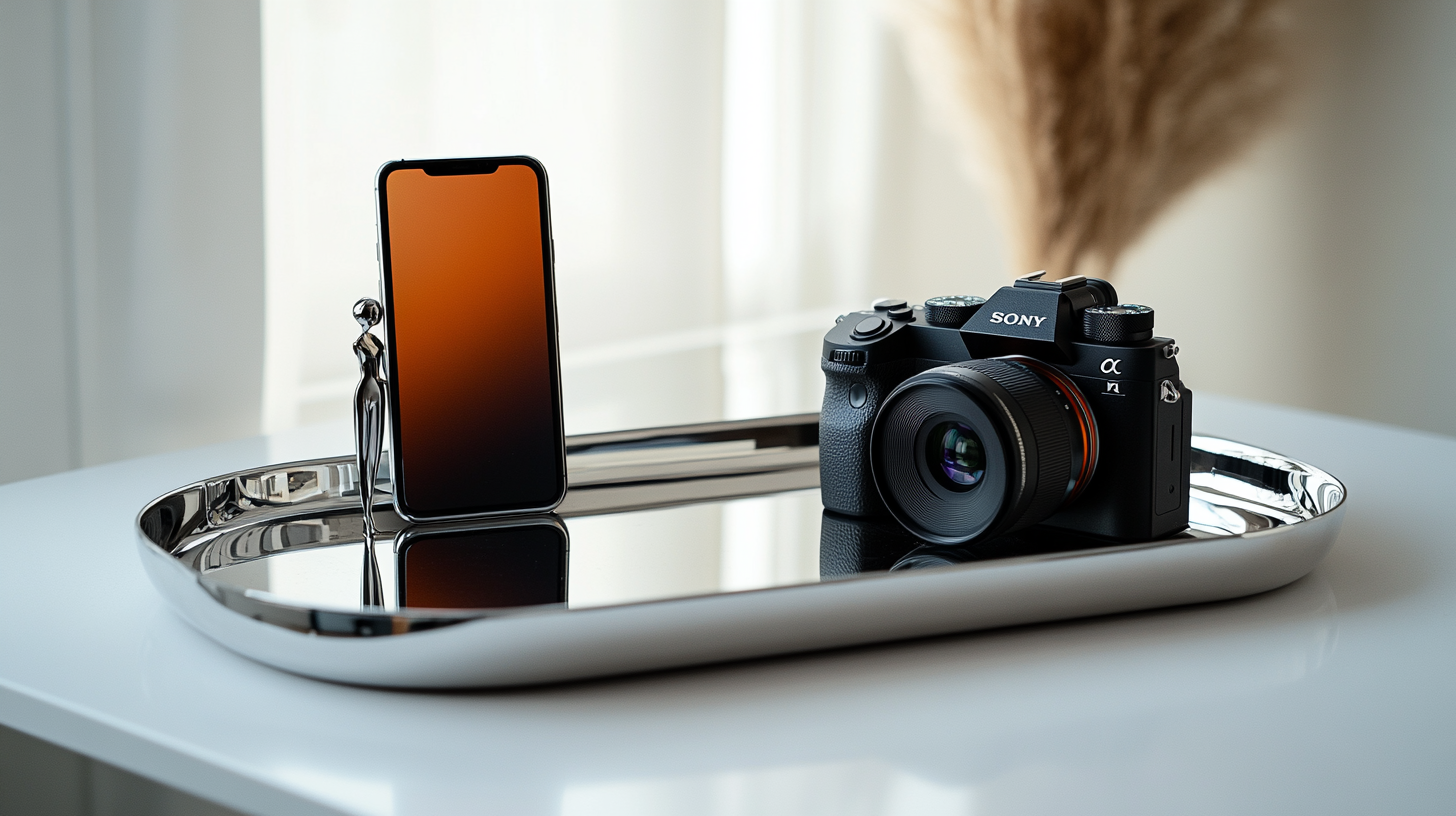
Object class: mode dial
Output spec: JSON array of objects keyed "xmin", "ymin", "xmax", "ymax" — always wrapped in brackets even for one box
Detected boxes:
[
  {"xmin": 923, "ymin": 295, "xmax": 986, "ymax": 327},
  {"xmin": 1082, "ymin": 304, "xmax": 1154, "ymax": 343}
]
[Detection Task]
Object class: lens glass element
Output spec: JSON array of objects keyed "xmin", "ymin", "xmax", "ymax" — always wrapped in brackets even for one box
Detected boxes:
[{"xmin": 929, "ymin": 421, "xmax": 985, "ymax": 491}]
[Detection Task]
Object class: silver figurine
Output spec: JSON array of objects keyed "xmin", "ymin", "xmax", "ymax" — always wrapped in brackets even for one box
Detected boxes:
[{"xmin": 353, "ymin": 297, "xmax": 388, "ymax": 607}]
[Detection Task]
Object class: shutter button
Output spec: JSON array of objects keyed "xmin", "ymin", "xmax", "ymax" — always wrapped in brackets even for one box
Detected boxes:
[{"xmin": 852, "ymin": 316, "xmax": 891, "ymax": 340}]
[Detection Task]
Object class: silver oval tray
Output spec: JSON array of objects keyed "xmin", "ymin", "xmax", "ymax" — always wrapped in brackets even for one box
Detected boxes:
[{"xmin": 136, "ymin": 415, "xmax": 1346, "ymax": 688}]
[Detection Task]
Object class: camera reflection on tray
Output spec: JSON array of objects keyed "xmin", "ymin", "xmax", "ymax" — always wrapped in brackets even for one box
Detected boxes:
[{"xmin": 820, "ymin": 510, "xmax": 1166, "ymax": 579}]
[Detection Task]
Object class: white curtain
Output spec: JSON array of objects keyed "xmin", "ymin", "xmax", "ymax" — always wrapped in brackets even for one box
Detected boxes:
[
  {"xmin": 258, "ymin": 0, "xmax": 1017, "ymax": 592},
  {"xmin": 259, "ymin": 0, "xmax": 1008, "ymax": 438},
  {"xmin": 0, "ymin": 0, "xmax": 264, "ymax": 484},
  {"xmin": 7, "ymin": 0, "xmax": 1456, "ymax": 489}
]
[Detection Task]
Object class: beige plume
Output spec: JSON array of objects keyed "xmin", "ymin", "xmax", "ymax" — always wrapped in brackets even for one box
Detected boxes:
[{"xmin": 890, "ymin": 0, "xmax": 1302, "ymax": 278}]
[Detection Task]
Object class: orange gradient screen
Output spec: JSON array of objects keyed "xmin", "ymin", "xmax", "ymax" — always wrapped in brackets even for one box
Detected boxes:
[{"xmin": 384, "ymin": 164, "xmax": 561, "ymax": 516}]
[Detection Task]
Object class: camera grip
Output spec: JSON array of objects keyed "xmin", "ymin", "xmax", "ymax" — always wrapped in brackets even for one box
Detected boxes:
[{"xmin": 819, "ymin": 357, "xmax": 931, "ymax": 517}]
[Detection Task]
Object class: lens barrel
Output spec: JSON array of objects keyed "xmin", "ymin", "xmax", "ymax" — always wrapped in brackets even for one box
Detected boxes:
[{"xmin": 869, "ymin": 359, "xmax": 1095, "ymax": 544}]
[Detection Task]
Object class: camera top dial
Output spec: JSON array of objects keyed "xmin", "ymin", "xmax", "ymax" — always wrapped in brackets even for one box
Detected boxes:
[
  {"xmin": 1082, "ymin": 304, "xmax": 1154, "ymax": 344},
  {"xmin": 923, "ymin": 295, "xmax": 985, "ymax": 327}
]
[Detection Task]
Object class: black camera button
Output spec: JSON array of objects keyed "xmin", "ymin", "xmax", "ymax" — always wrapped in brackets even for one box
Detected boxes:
[
  {"xmin": 886, "ymin": 305, "xmax": 914, "ymax": 320},
  {"xmin": 872, "ymin": 298, "xmax": 908, "ymax": 312},
  {"xmin": 849, "ymin": 383, "xmax": 869, "ymax": 408},
  {"xmin": 852, "ymin": 316, "xmax": 891, "ymax": 340}
]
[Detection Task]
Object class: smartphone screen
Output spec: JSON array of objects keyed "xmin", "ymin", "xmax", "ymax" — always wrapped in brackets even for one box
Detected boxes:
[{"xmin": 377, "ymin": 157, "xmax": 565, "ymax": 520}]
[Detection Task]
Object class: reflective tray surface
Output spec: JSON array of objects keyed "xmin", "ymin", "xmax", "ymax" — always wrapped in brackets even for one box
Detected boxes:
[{"xmin": 136, "ymin": 414, "xmax": 1345, "ymax": 687}]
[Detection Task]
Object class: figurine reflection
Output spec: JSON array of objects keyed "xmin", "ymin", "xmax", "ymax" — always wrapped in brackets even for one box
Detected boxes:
[{"xmin": 353, "ymin": 297, "xmax": 387, "ymax": 607}]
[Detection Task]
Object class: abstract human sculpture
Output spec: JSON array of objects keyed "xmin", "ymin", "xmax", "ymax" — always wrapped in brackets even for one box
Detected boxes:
[{"xmin": 353, "ymin": 297, "xmax": 388, "ymax": 607}]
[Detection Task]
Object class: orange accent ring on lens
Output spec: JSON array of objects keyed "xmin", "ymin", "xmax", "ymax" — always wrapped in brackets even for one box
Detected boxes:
[{"xmin": 999, "ymin": 355, "xmax": 1099, "ymax": 503}]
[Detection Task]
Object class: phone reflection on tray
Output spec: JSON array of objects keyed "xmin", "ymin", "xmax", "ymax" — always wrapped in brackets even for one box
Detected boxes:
[{"xmin": 393, "ymin": 518, "xmax": 567, "ymax": 610}]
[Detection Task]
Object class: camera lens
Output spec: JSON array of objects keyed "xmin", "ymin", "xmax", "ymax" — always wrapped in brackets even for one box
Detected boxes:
[
  {"xmin": 928, "ymin": 421, "xmax": 985, "ymax": 490},
  {"xmin": 870, "ymin": 358, "xmax": 1098, "ymax": 544}
]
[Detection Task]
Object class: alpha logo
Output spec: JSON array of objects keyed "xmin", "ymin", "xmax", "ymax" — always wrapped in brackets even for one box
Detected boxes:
[{"xmin": 988, "ymin": 311, "xmax": 1047, "ymax": 328}]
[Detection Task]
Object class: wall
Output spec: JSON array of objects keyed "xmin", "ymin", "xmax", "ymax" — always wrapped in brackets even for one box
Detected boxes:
[
  {"xmin": 0, "ymin": 0, "xmax": 75, "ymax": 482},
  {"xmin": 4, "ymin": 0, "xmax": 1456, "ymax": 472},
  {"xmin": 1114, "ymin": 0, "xmax": 1456, "ymax": 434},
  {"xmin": 255, "ymin": 0, "xmax": 1456, "ymax": 446},
  {"xmin": 0, "ymin": 0, "xmax": 264, "ymax": 485},
  {"xmin": 871, "ymin": 0, "xmax": 1456, "ymax": 436}
]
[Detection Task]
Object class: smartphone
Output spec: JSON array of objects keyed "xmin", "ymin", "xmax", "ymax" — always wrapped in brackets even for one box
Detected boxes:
[{"xmin": 376, "ymin": 156, "xmax": 566, "ymax": 522}]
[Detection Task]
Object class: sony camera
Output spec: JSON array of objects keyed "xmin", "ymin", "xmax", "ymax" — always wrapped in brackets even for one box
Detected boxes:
[{"xmin": 820, "ymin": 271, "xmax": 1192, "ymax": 545}]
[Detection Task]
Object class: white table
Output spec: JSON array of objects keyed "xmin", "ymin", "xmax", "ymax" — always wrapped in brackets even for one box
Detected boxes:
[{"xmin": 1, "ymin": 395, "xmax": 1451, "ymax": 816}]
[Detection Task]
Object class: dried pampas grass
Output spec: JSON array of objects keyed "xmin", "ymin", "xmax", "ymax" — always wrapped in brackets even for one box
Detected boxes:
[{"xmin": 891, "ymin": 0, "xmax": 1302, "ymax": 278}]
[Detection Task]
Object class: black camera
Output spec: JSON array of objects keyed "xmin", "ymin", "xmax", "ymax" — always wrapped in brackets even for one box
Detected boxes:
[{"xmin": 820, "ymin": 272, "xmax": 1192, "ymax": 545}]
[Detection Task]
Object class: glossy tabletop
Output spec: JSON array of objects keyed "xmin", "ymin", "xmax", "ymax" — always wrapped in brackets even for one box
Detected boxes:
[{"xmin": 0, "ymin": 394, "xmax": 1451, "ymax": 816}]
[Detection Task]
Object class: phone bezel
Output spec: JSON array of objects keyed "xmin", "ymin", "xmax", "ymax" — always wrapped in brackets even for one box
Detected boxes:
[{"xmin": 375, "ymin": 155, "xmax": 567, "ymax": 523}]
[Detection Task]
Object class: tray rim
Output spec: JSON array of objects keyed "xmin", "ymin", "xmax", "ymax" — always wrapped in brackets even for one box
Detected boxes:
[{"xmin": 133, "ymin": 416, "xmax": 1347, "ymax": 687}]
